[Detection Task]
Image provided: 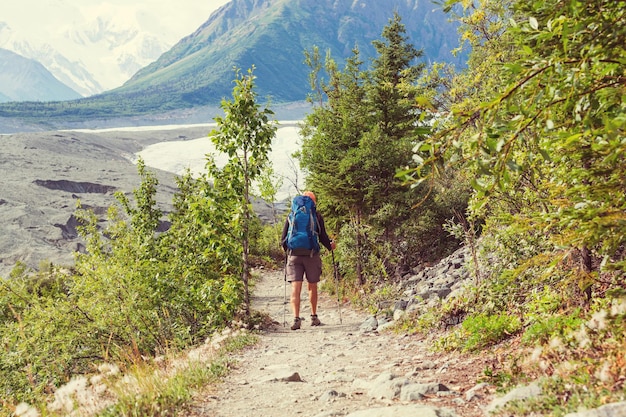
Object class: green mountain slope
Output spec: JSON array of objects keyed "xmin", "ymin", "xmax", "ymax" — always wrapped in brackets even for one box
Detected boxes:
[
  {"xmin": 0, "ymin": 0, "xmax": 463, "ymax": 123},
  {"xmin": 120, "ymin": 0, "xmax": 463, "ymax": 104}
]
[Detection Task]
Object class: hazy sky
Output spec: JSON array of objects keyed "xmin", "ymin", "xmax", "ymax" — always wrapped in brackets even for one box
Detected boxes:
[{"xmin": 1, "ymin": 0, "xmax": 231, "ymax": 43}]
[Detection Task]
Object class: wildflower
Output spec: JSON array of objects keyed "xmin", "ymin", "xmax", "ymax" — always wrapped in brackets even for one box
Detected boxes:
[
  {"xmin": 549, "ymin": 336, "xmax": 564, "ymax": 352},
  {"xmin": 610, "ymin": 299, "xmax": 626, "ymax": 317},
  {"xmin": 588, "ymin": 310, "xmax": 607, "ymax": 330},
  {"xmin": 574, "ymin": 325, "xmax": 591, "ymax": 349},
  {"xmin": 530, "ymin": 346, "xmax": 543, "ymax": 362},
  {"xmin": 97, "ymin": 363, "xmax": 120, "ymax": 376},
  {"xmin": 539, "ymin": 360, "xmax": 551, "ymax": 372},
  {"xmin": 555, "ymin": 361, "xmax": 576, "ymax": 377},
  {"xmin": 15, "ymin": 403, "xmax": 40, "ymax": 417},
  {"xmin": 48, "ymin": 376, "xmax": 88, "ymax": 413},
  {"xmin": 595, "ymin": 361, "xmax": 612, "ymax": 384}
]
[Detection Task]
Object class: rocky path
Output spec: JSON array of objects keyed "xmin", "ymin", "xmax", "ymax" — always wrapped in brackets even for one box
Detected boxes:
[{"xmin": 181, "ymin": 270, "xmax": 494, "ymax": 417}]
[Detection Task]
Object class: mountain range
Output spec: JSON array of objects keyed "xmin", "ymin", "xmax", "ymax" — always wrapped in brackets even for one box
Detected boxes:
[
  {"xmin": 0, "ymin": 0, "xmax": 464, "ymax": 128},
  {"xmin": 0, "ymin": 1, "xmax": 222, "ymax": 96},
  {"xmin": 122, "ymin": 0, "xmax": 464, "ymax": 104},
  {"xmin": 0, "ymin": 48, "xmax": 81, "ymax": 103}
]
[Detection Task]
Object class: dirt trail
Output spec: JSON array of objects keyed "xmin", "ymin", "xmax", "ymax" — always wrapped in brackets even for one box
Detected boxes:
[{"xmin": 180, "ymin": 270, "xmax": 493, "ymax": 417}]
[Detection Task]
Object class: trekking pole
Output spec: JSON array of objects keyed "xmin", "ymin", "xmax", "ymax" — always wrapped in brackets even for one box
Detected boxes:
[
  {"xmin": 283, "ymin": 253, "xmax": 288, "ymax": 327},
  {"xmin": 331, "ymin": 250, "xmax": 342, "ymax": 324}
]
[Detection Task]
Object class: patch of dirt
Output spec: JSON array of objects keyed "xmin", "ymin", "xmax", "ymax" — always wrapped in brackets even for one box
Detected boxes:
[{"xmin": 179, "ymin": 270, "xmax": 497, "ymax": 417}]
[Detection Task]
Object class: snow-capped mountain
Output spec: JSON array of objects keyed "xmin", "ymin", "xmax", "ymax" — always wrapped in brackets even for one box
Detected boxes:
[
  {"xmin": 0, "ymin": 48, "xmax": 81, "ymax": 102},
  {"xmin": 0, "ymin": 0, "xmax": 464, "ymax": 123},
  {"xmin": 0, "ymin": 0, "xmax": 229, "ymax": 97}
]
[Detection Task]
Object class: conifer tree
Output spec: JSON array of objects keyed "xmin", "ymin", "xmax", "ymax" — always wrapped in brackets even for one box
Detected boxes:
[
  {"xmin": 300, "ymin": 45, "xmax": 372, "ymax": 284},
  {"xmin": 362, "ymin": 12, "xmax": 428, "ymax": 238},
  {"xmin": 370, "ymin": 12, "xmax": 425, "ymax": 141},
  {"xmin": 299, "ymin": 13, "xmax": 433, "ymax": 284}
]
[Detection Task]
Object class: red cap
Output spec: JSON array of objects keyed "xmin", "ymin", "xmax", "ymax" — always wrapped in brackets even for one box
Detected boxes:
[{"xmin": 303, "ymin": 191, "xmax": 316, "ymax": 204}]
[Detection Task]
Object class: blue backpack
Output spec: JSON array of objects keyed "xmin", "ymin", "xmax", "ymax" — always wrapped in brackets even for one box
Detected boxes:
[{"xmin": 286, "ymin": 195, "xmax": 320, "ymax": 252}]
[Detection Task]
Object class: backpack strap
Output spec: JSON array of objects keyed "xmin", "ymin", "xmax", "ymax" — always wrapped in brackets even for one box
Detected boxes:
[
  {"xmin": 309, "ymin": 207, "xmax": 319, "ymax": 254},
  {"xmin": 287, "ymin": 210, "xmax": 295, "ymax": 242}
]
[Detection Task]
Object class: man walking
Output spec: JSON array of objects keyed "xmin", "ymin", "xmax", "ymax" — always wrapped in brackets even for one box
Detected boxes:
[{"xmin": 281, "ymin": 191, "xmax": 336, "ymax": 330}]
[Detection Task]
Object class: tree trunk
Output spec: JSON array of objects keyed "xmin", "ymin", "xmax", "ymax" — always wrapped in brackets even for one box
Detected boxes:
[
  {"xmin": 355, "ymin": 209, "xmax": 365, "ymax": 286},
  {"xmin": 580, "ymin": 148, "xmax": 593, "ymax": 302},
  {"xmin": 581, "ymin": 245, "xmax": 592, "ymax": 302},
  {"xmin": 242, "ymin": 150, "xmax": 251, "ymax": 318}
]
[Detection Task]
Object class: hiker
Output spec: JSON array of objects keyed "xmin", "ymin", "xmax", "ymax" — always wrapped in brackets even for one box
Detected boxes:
[{"xmin": 281, "ymin": 191, "xmax": 336, "ymax": 330}]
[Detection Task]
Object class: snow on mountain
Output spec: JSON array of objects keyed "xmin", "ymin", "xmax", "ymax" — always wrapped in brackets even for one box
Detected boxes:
[
  {"xmin": 0, "ymin": 0, "xmax": 230, "ymax": 97},
  {"xmin": 133, "ymin": 122, "xmax": 304, "ymax": 202},
  {"xmin": 0, "ymin": 48, "xmax": 82, "ymax": 102}
]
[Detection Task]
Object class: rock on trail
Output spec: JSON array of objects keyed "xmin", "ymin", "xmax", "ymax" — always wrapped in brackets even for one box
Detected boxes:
[{"xmin": 181, "ymin": 270, "xmax": 492, "ymax": 417}]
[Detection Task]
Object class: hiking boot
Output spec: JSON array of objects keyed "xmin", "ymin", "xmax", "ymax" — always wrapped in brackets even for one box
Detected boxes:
[
  {"xmin": 311, "ymin": 314, "xmax": 321, "ymax": 326},
  {"xmin": 290, "ymin": 317, "xmax": 302, "ymax": 330}
]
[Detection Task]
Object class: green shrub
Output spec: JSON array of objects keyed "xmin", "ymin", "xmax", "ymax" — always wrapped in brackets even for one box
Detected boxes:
[
  {"xmin": 335, "ymin": 221, "xmax": 394, "ymax": 291},
  {"xmin": 250, "ymin": 222, "xmax": 285, "ymax": 266},
  {"xmin": 522, "ymin": 312, "xmax": 583, "ymax": 346},
  {"xmin": 0, "ymin": 266, "xmax": 88, "ymax": 404},
  {"xmin": 99, "ymin": 332, "xmax": 256, "ymax": 417},
  {"xmin": 395, "ymin": 306, "xmax": 443, "ymax": 335},
  {"xmin": 461, "ymin": 313, "xmax": 522, "ymax": 351},
  {"xmin": 0, "ymin": 162, "xmax": 245, "ymax": 407}
]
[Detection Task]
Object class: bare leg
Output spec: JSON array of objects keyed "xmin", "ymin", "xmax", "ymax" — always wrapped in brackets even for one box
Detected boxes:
[
  {"xmin": 291, "ymin": 281, "xmax": 303, "ymax": 318},
  {"xmin": 308, "ymin": 282, "xmax": 318, "ymax": 315}
]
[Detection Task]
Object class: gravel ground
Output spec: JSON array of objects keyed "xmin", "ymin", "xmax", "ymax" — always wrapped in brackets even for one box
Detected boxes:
[{"xmin": 180, "ymin": 269, "xmax": 495, "ymax": 417}]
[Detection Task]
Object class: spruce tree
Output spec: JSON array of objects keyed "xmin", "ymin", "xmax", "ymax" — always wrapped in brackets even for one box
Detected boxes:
[{"xmin": 299, "ymin": 13, "xmax": 432, "ymax": 284}]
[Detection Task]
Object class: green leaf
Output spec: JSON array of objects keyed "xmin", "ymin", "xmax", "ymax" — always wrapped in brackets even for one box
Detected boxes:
[
  {"xmin": 413, "ymin": 141, "xmax": 432, "ymax": 153},
  {"xmin": 564, "ymin": 133, "xmax": 583, "ymax": 146},
  {"xmin": 470, "ymin": 177, "xmax": 487, "ymax": 192},
  {"xmin": 506, "ymin": 160, "xmax": 522, "ymax": 172},
  {"xmin": 505, "ymin": 62, "xmax": 524, "ymax": 74},
  {"xmin": 539, "ymin": 148, "xmax": 552, "ymax": 161},
  {"xmin": 414, "ymin": 126, "xmax": 432, "ymax": 135},
  {"xmin": 415, "ymin": 96, "xmax": 434, "ymax": 108},
  {"xmin": 410, "ymin": 178, "xmax": 427, "ymax": 188}
]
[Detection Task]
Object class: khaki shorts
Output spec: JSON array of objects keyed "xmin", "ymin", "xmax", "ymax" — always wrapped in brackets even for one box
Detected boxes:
[{"xmin": 286, "ymin": 252, "xmax": 322, "ymax": 283}]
